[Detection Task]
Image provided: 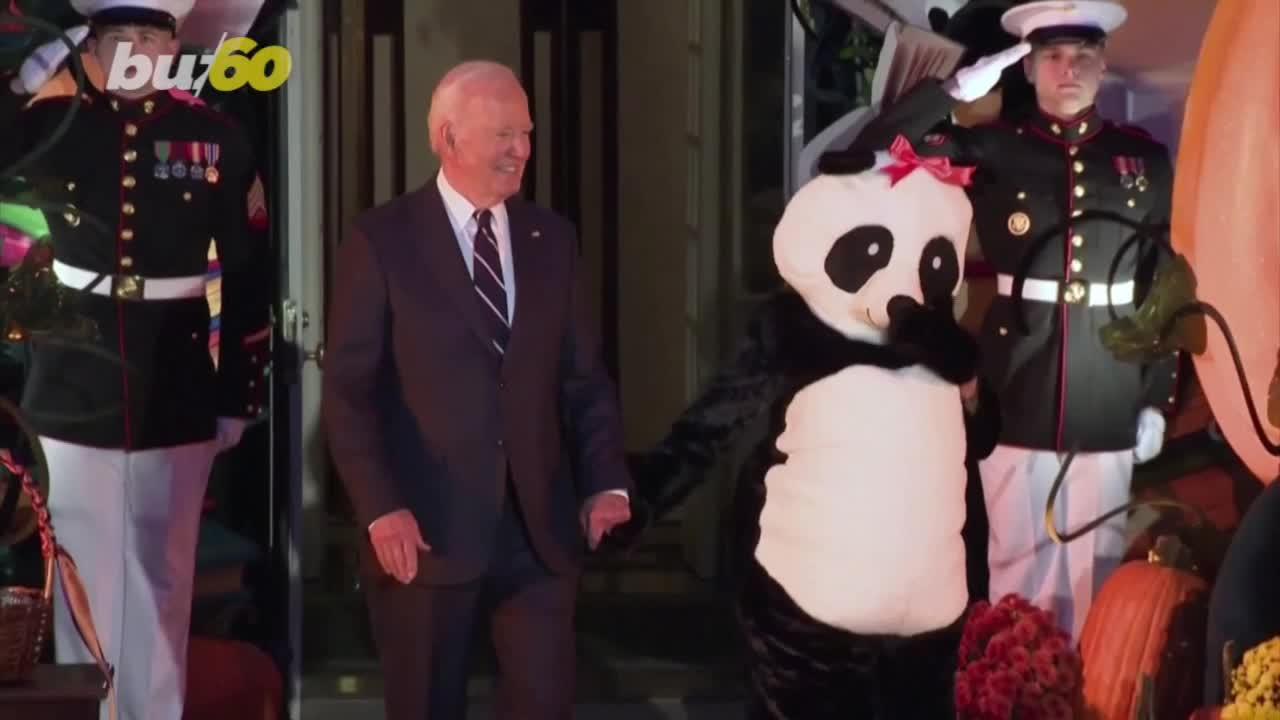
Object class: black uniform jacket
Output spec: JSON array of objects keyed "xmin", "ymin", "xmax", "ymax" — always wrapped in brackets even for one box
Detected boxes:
[
  {"xmin": 851, "ymin": 79, "xmax": 1180, "ymax": 452},
  {"xmin": 2, "ymin": 85, "xmax": 270, "ymax": 449}
]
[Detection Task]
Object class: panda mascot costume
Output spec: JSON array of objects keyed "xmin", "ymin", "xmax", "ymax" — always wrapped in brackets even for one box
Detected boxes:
[{"xmin": 625, "ymin": 135, "xmax": 1000, "ymax": 718}]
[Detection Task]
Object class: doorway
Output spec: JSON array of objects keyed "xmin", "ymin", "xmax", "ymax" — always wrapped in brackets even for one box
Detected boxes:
[{"xmin": 271, "ymin": 0, "xmax": 774, "ymax": 714}]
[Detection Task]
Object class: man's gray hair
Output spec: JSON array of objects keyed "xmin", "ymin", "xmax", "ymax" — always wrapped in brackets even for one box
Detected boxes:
[{"xmin": 427, "ymin": 60, "xmax": 519, "ymax": 155}]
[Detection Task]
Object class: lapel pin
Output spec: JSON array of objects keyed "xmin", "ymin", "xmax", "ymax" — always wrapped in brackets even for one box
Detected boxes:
[{"xmin": 531, "ymin": 230, "xmax": 541, "ymax": 238}]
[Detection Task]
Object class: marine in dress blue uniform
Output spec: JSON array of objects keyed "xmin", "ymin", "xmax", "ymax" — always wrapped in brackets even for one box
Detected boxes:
[
  {"xmin": 851, "ymin": 0, "xmax": 1180, "ymax": 639},
  {"xmin": 0, "ymin": 1, "xmax": 269, "ymax": 717}
]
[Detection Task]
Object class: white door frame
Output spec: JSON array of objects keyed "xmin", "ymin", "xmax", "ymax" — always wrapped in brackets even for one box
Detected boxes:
[{"xmin": 278, "ymin": 2, "xmax": 326, "ymax": 717}]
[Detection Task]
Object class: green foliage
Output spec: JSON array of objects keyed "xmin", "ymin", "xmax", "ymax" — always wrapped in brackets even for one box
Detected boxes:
[{"xmin": 1099, "ymin": 255, "xmax": 1206, "ymax": 363}]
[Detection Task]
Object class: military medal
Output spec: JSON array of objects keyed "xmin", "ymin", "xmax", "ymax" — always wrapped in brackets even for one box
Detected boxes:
[
  {"xmin": 154, "ymin": 141, "xmax": 171, "ymax": 179},
  {"xmin": 204, "ymin": 143, "xmax": 221, "ymax": 184},
  {"xmin": 189, "ymin": 142, "xmax": 204, "ymax": 181},
  {"xmin": 1134, "ymin": 157, "xmax": 1149, "ymax": 191},
  {"xmin": 169, "ymin": 141, "xmax": 186, "ymax": 179},
  {"xmin": 1115, "ymin": 156, "xmax": 1134, "ymax": 189},
  {"xmin": 1007, "ymin": 211, "xmax": 1031, "ymax": 236}
]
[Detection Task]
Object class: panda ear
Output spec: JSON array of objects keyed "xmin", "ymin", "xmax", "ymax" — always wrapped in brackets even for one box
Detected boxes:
[
  {"xmin": 817, "ymin": 149, "xmax": 878, "ymax": 176},
  {"xmin": 928, "ymin": 7, "xmax": 951, "ymax": 33}
]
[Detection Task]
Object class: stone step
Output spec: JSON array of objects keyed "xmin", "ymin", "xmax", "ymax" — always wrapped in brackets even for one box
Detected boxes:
[
  {"xmin": 301, "ymin": 697, "xmax": 744, "ymax": 720},
  {"xmin": 302, "ymin": 592, "xmax": 744, "ymax": 702}
]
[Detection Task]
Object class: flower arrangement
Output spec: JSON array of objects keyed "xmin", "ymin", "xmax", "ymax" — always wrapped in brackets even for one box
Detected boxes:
[
  {"xmin": 955, "ymin": 593, "xmax": 1084, "ymax": 720},
  {"xmin": 1223, "ymin": 636, "xmax": 1280, "ymax": 719}
]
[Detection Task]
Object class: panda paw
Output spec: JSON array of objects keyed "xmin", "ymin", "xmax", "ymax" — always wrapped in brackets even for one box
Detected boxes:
[{"xmin": 888, "ymin": 302, "xmax": 979, "ymax": 384}]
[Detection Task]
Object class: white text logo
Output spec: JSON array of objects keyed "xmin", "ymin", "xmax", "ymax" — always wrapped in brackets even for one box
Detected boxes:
[{"xmin": 105, "ymin": 33, "xmax": 293, "ymax": 94}]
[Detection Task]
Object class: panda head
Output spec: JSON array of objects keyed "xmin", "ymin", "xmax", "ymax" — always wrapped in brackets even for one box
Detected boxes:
[{"xmin": 773, "ymin": 136, "xmax": 975, "ymax": 345}]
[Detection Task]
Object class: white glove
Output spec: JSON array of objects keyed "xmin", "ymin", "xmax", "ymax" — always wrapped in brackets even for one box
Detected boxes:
[
  {"xmin": 215, "ymin": 417, "xmax": 249, "ymax": 452},
  {"xmin": 943, "ymin": 42, "xmax": 1032, "ymax": 103},
  {"xmin": 1133, "ymin": 407, "xmax": 1167, "ymax": 464},
  {"xmin": 10, "ymin": 25, "xmax": 90, "ymax": 95}
]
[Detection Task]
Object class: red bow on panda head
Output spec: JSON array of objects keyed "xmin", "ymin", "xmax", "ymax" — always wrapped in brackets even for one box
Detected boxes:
[{"xmin": 882, "ymin": 134, "xmax": 976, "ymax": 188}]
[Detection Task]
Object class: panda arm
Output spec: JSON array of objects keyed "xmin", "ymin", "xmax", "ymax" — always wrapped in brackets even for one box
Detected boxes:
[
  {"xmin": 847, "ymin": 79, "xmax": 982, "ymax": 164},
  {"xmin": 963, "ymin": 376, "xmax": 1001, "ymax": 462},
  {"xmin": 888, "ymin": 301, "xmax": 998, "ymax": 459},
  {"xmin": 630, "ymin": 295, "xmax": 785, "ymax": 513},
  {"xmin": 888, "ymin": 299, "xmax": 979, "ymax": 384}
]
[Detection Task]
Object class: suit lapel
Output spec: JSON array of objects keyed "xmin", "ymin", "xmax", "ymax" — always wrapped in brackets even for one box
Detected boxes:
[
  {"xmin": 503, "ymin": 200, "xmax": 541, "ymax": 369},
  {"xmin": 412, "ymin": 182, "xmax": 497, "ymax": 355}
]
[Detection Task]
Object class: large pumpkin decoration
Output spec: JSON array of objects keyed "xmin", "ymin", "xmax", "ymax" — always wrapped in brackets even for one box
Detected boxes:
[
  {"xmin": 1171, "ymin": 0, "xmax": 1280, "ymax": 482},
  {"xmin": 1080, "ymin": 536, "xmax": 1209, "ymax": 720}
]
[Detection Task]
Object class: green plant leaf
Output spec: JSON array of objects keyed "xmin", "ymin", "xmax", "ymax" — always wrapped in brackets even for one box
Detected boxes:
[{"xmin": 1099, "ymin": 254, "xmax": 1206, "ymax": 363}]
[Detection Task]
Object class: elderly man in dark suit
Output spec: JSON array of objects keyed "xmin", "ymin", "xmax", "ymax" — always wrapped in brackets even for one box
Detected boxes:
[{"xmin": 322, "ymin": 59, "xmax": 633, "ymax": 720}]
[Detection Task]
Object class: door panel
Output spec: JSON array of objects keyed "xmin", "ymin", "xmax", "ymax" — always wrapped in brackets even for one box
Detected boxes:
[
  {"xmin": 521, "ymin": 0, "xmax": 618, "ymax": 375},
  {"xmin": 278, "ymin": 0, "xmax": 409, "ymax": 712}
]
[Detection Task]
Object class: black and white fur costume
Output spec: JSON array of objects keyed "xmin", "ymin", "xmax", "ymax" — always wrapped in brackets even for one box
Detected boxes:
[{"xmin": 628, "ymin": 145, "xmax": 1001, "ymax": 718}]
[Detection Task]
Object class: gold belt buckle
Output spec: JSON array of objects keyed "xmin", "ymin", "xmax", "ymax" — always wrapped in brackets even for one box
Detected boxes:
[
  {"xmin": 1062, "ymin": 280, "xmax": 1087, "ymax": 304},
  {"xmin": 113, "ymin": 275, "xmax": 145, "ymax": 300}
]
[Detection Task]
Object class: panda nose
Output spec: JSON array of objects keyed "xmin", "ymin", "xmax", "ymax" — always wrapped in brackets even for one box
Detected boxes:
[{"xmin": 886, "ymin": 295, "xmax": 920, "ymax": 324}]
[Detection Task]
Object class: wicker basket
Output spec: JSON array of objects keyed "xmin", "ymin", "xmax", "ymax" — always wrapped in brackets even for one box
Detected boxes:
[{"xmin": 0, "ymin": 454, "xmax": 55, "ymax": 685}]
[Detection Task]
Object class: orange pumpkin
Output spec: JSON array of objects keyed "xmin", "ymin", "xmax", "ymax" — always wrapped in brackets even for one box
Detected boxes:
[
  {"xmin": 1080, "ymin": 537, "xmax": 1210, "ymax": 720},
  {"xmin": 1171, "ymin": 0, "xmax": 1280, "ymax": 482}
]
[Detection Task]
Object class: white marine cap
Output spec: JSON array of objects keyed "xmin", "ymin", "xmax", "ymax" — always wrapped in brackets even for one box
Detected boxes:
[
  {"xmin": 1000, "ymin": 0, "xmax": 1127, "ymax": 44},
  {"xmin": 70, "ymin": 0, "xmax": 197, "ymax": 31}
]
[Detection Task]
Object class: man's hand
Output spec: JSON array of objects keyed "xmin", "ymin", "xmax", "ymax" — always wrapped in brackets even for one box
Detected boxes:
[
  {"xmin": 215, "ymin": 417, "xmax": 248, "ymax": 452},
  {"xmin": 580, "ymin": 491, "xmax": 631, "ymax": 550},
  {"xmin": 944, "ymin": 42, "xmax": 1032, "ymax": 102},
  {"xmin": 368, "ymin": 509, "xmax": 430, "ymax": 584}
]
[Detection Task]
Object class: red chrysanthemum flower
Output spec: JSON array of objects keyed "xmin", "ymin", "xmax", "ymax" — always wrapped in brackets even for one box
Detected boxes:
[{"xmin": 954, "ymin": 594, "xmax": 1084, "ymax": 719}]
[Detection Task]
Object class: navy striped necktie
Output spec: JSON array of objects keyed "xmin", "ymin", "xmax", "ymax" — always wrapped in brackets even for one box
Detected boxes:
[{"xmin": 472, "ymin": 208, "xmax": 510, "ymax": 353}]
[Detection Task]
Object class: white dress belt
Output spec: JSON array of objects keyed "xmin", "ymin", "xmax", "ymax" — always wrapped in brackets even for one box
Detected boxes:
[
  {"xmin": 995, "ymin": 273, "xmax": 1134, "ymax": 307},
  {"xmin": 53, "ymin": 259, "xmax": 208, "ymax": 300}
]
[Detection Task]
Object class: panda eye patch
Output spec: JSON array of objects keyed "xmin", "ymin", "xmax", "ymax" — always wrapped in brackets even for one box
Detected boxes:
[
  {"xmin": 825, "ymin": 225, "xmax": 894, "ymax": 294},
  {"xmin": 919, "ymin": 236, "xmax": 960, "ymax": 303}
]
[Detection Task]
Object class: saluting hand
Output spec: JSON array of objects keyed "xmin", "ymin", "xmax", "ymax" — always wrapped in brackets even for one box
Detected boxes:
[
  {"xmin": 369, "ymin": 509, "xmax": 431, "ymax": 584},
  {"xmin": 945, "ymin": 42, "xmax": 1032, "ymax": 102}
]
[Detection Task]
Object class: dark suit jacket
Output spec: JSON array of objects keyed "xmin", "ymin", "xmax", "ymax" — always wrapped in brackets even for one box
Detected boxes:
[{"xmin": 322, "ymin": 179, "xmax": 632, "ymax": 584}]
